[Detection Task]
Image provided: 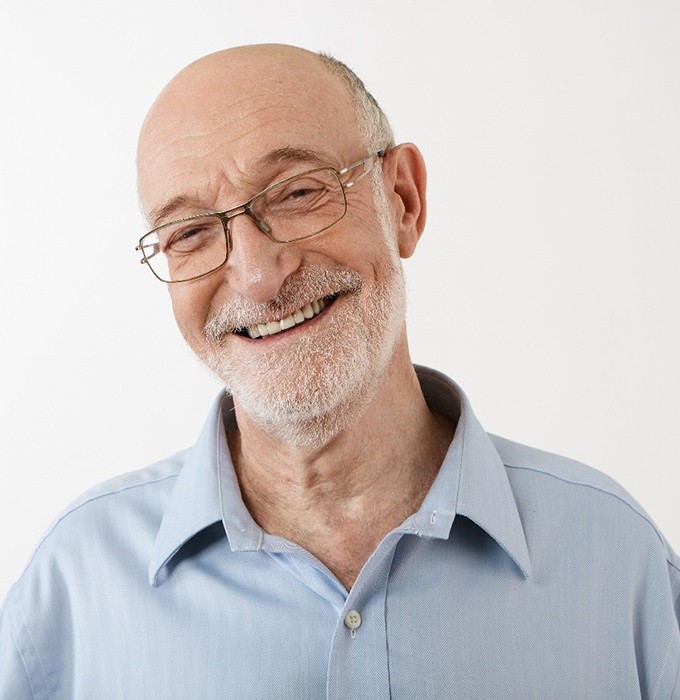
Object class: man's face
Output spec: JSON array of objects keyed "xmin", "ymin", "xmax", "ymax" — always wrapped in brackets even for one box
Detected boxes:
[{"xmin": 137, "ymin": 47, "xmax": 409, "ymax": 445}]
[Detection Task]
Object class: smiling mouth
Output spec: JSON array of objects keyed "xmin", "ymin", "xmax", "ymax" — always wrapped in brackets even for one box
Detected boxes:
[{"xmin": 234, "ymin": 293, "xmax": 338, "ymax": 339}]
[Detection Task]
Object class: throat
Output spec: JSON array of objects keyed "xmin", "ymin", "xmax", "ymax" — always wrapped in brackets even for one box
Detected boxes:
[{"xmin": 229, "ymin": 417, "xmax": 447, "ymax": 571}]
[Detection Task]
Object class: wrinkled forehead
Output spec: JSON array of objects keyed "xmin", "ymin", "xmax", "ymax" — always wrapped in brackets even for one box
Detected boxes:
[{"xmin": 136, "ymin": 48, "xmax": 363, "ymax": 217}]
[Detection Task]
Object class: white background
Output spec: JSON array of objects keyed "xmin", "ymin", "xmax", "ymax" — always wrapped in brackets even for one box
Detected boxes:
[{"xmin": 1, "ymin": 0, "xmax": 678, "ymax": 601}]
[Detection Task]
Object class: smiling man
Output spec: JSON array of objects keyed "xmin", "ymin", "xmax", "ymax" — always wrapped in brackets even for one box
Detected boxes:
[{"xmin": 1, "ymin": 45, "xmax": 679, "ymax": 699}]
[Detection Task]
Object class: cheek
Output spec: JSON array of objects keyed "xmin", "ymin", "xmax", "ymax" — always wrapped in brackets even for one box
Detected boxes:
[
  {"xmin": 169, "ymin": 286, "xmax": 215, "ymax": 349},
  {"xmin": 312, "ymin": 208, "xmax": 395, "ymax": 271}
]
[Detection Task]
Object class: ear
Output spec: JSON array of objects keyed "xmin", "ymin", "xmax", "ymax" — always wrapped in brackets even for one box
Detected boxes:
[{"xmin": 381, "ymin": 143, "xmax": 427, "ymax": 259}]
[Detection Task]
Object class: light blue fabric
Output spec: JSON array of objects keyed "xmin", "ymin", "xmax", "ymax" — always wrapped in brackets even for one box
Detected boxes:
[{"xmin": 1, "ymin": 366, "xmax": 679, "ymax": 699}]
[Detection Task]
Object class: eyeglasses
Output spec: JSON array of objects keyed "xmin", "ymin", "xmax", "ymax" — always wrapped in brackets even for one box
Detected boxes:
[{"xmin": 135, "ymin": 151, "xmax": 385, "ymax": 283}]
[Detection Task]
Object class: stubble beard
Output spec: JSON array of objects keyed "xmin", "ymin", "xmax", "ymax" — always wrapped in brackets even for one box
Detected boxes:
[{"xmin": 200, "ymin": 198, "xmax": 406, "ymax": 449}]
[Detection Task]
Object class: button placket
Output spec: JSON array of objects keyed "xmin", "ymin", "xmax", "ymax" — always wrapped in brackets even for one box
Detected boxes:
[{"xmin": 326, "ymin": 532, "xmax": 403, "ymax": 700}]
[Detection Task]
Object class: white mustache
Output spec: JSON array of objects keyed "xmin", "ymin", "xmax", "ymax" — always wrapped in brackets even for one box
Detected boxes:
[{"xmin": 204, "ymin": 266, "xmax": 363, "ymax": 342}]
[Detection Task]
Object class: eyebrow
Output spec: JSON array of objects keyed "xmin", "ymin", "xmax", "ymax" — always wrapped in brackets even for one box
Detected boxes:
[
  {"xmin": 147, "ymin": 146, "xmax": 339, "ymax": 229},
  {"xmin": 148, "ymin": 195, "xmax": 204, "ymax": 229},
  {"xmin": 252, "ymin": 146, "xmax": 338, "ymax": 171}
]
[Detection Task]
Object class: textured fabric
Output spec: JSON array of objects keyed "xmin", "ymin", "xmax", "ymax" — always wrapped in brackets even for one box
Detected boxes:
[{"xmin": 1, "ymin": 366, "xmax": 679, "ymax": 699}]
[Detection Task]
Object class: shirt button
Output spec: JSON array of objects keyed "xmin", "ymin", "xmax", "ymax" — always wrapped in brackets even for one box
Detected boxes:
[{"xmin": 344, "ymin": 610, "xmax": 362, "ymax": 631}]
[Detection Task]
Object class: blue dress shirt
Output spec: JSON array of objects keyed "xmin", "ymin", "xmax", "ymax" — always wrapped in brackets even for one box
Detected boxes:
[{"xmin": 1, "ymin": 366, "xmax": 679, "ymax": 699}]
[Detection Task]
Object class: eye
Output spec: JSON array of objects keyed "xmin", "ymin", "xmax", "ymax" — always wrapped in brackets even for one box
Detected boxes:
[
  {"xmin": 288, "ymin": 187, "xmax": 318, "ymax": 199},
  {"xmin": 161, "ymin": 219, "xmax": 223, "ymax": 255},
  {"xmin": 177, "ymin": 226, "xmax": 202, "ymax": 240},
  {"xmin": 268, "ymin": 178, "xmax": 329, "ymax": 210},
  {"xmin": 167, "ymin": 226, "xmax": 203, "ymax": 251}
]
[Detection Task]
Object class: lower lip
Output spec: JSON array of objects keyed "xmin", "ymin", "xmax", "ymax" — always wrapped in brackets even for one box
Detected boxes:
[{"xmin": 237, "ymin": 297, "xmax": 338, "ymax": 343}]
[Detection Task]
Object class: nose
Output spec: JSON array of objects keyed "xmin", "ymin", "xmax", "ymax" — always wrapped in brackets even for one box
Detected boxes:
[{"xmin": 223, "ymin": 212, "xmax": 303, "ymax": 303}]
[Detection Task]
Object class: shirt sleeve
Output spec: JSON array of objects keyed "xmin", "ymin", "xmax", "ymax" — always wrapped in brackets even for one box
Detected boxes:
[
  {"xmin": 0, "ymin": 598, "xmax": 35, "ymax": 700},
  {"xmin": 667, "ymin": 561, "xmax": 680, "ymax": 699}
]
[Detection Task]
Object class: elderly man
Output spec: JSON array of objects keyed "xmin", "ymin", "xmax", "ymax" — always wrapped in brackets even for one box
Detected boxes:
[{"xmin": 1, "ymin": 44, "xmax": 678, "ymax": 699}]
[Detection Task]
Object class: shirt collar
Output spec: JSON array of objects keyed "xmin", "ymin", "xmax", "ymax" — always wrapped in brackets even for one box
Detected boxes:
[
  {"xmin": 409, "ymin": 366, "xmax": 532, "ymax": 579},
  {"xmin": 148, "ymin": 391, "xmax": 226, "ymax": 586},
  {"xmin": 149, "ymin": 366, "xmax": 532, "ymax": 585}
]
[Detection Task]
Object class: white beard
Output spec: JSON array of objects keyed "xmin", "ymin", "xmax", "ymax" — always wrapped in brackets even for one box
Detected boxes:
[{"xmin": 200, "ymin": 183, "xmax": 406, "ymax": 449}]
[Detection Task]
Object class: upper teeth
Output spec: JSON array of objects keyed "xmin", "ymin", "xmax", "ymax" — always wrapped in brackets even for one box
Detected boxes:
[{"xmin": 245, "ymin": 297, "xmax": 328, "ymax": 339}]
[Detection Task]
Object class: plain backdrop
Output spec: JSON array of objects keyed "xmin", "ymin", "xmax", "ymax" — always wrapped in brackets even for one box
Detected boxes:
[{"xmin": 1, "ymin": 0, "xmax": 678, "ymax": 602}]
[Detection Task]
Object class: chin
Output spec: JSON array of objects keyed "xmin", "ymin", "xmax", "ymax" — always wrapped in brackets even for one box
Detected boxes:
[
  {"xmin": 204, "ymin": 272, "xmax": 406, "ymax": 449},
  {"xmin": 205, "ymin": 328, "xmax": 379, "ymax": 449}
]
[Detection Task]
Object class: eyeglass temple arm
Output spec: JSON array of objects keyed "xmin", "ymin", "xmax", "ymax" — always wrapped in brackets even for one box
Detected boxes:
[
  {"xmin": 135, "ymin": 241, "xmax": 161, "ymax": 263},
  {"xmin": 340, "ymin": 150, "xmax": 387, "ymax": 189}
]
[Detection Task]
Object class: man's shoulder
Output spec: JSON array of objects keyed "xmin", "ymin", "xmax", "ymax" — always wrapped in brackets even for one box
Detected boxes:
[
  {"xmin": 490, "ymin": 434, "xmax": 680, "ymax": 570},
  {"xmin": 18, "ymin": 450, "xmax": 190, "ymax": 583},
  {"xmin": 59, "ymin": 450, "xmax": 188, "ymax": 516},
  {"xmin": 0, "ymin": 449, "xmax": 198, "ymax": 693},
  {"xmin": 490, "ymin": 433, "xmax": 635, "ymax": 502},
  {"xmin": 55, "ymin": 450, "xmax": 186, "ymax": 522}
]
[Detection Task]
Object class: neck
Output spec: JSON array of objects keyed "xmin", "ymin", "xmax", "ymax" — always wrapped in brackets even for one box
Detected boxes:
[{"xmin": 228, "ymin": 342, "xmax": 455, "ymax": 590}]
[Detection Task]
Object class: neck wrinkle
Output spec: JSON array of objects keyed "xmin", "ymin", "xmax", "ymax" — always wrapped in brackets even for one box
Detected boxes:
[{"xmin": 227, "ymin": 347, "xmax": 456, "ymax": 545}]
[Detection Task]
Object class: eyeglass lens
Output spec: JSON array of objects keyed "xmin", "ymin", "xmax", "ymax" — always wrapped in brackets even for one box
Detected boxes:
[{"xmin": 141, "ymin": 168, "xmax": 347, "ymax": 282}]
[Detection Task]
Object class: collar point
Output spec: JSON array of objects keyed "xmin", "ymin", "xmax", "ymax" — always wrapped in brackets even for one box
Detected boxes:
[{"xmin": 148, "ymin": 561, "xmax": 166, "ymax": 587}]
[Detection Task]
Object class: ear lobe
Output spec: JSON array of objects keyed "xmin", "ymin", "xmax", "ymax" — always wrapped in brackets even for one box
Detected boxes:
[{"xmin": 383, "ymin": 143, "xmax": 427, "ymax": 259}]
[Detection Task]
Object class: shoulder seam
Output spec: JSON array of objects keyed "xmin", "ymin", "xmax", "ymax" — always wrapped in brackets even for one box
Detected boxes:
[
  {"xmin": 21, "ymin": 473, "xmax": 179, "ymax": 577},
  {"xmin": 505, "ymin": 462, "xmax": 678, "ymax": 570}
]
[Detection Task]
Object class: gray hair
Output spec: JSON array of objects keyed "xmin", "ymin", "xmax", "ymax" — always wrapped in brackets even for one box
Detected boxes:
[{"xmin": 316, "ymin": 52, "xmax": 395, "ymax": 153}]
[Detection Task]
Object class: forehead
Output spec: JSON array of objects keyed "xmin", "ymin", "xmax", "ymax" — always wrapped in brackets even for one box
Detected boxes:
[{"xmin": 137, "ymin": 50, "xmax": 363, "ymax": 218}]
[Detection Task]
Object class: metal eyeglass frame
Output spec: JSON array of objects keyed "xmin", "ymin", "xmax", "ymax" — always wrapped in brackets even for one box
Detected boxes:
[{"xmin": 135, "ymin": 150, "xmax": 386, "ymax": 284}]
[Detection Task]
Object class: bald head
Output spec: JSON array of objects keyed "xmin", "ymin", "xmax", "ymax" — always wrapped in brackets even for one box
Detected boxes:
[{"xmin": 137, "ymin": 45, "xmax": 393, "ymax": 221}]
